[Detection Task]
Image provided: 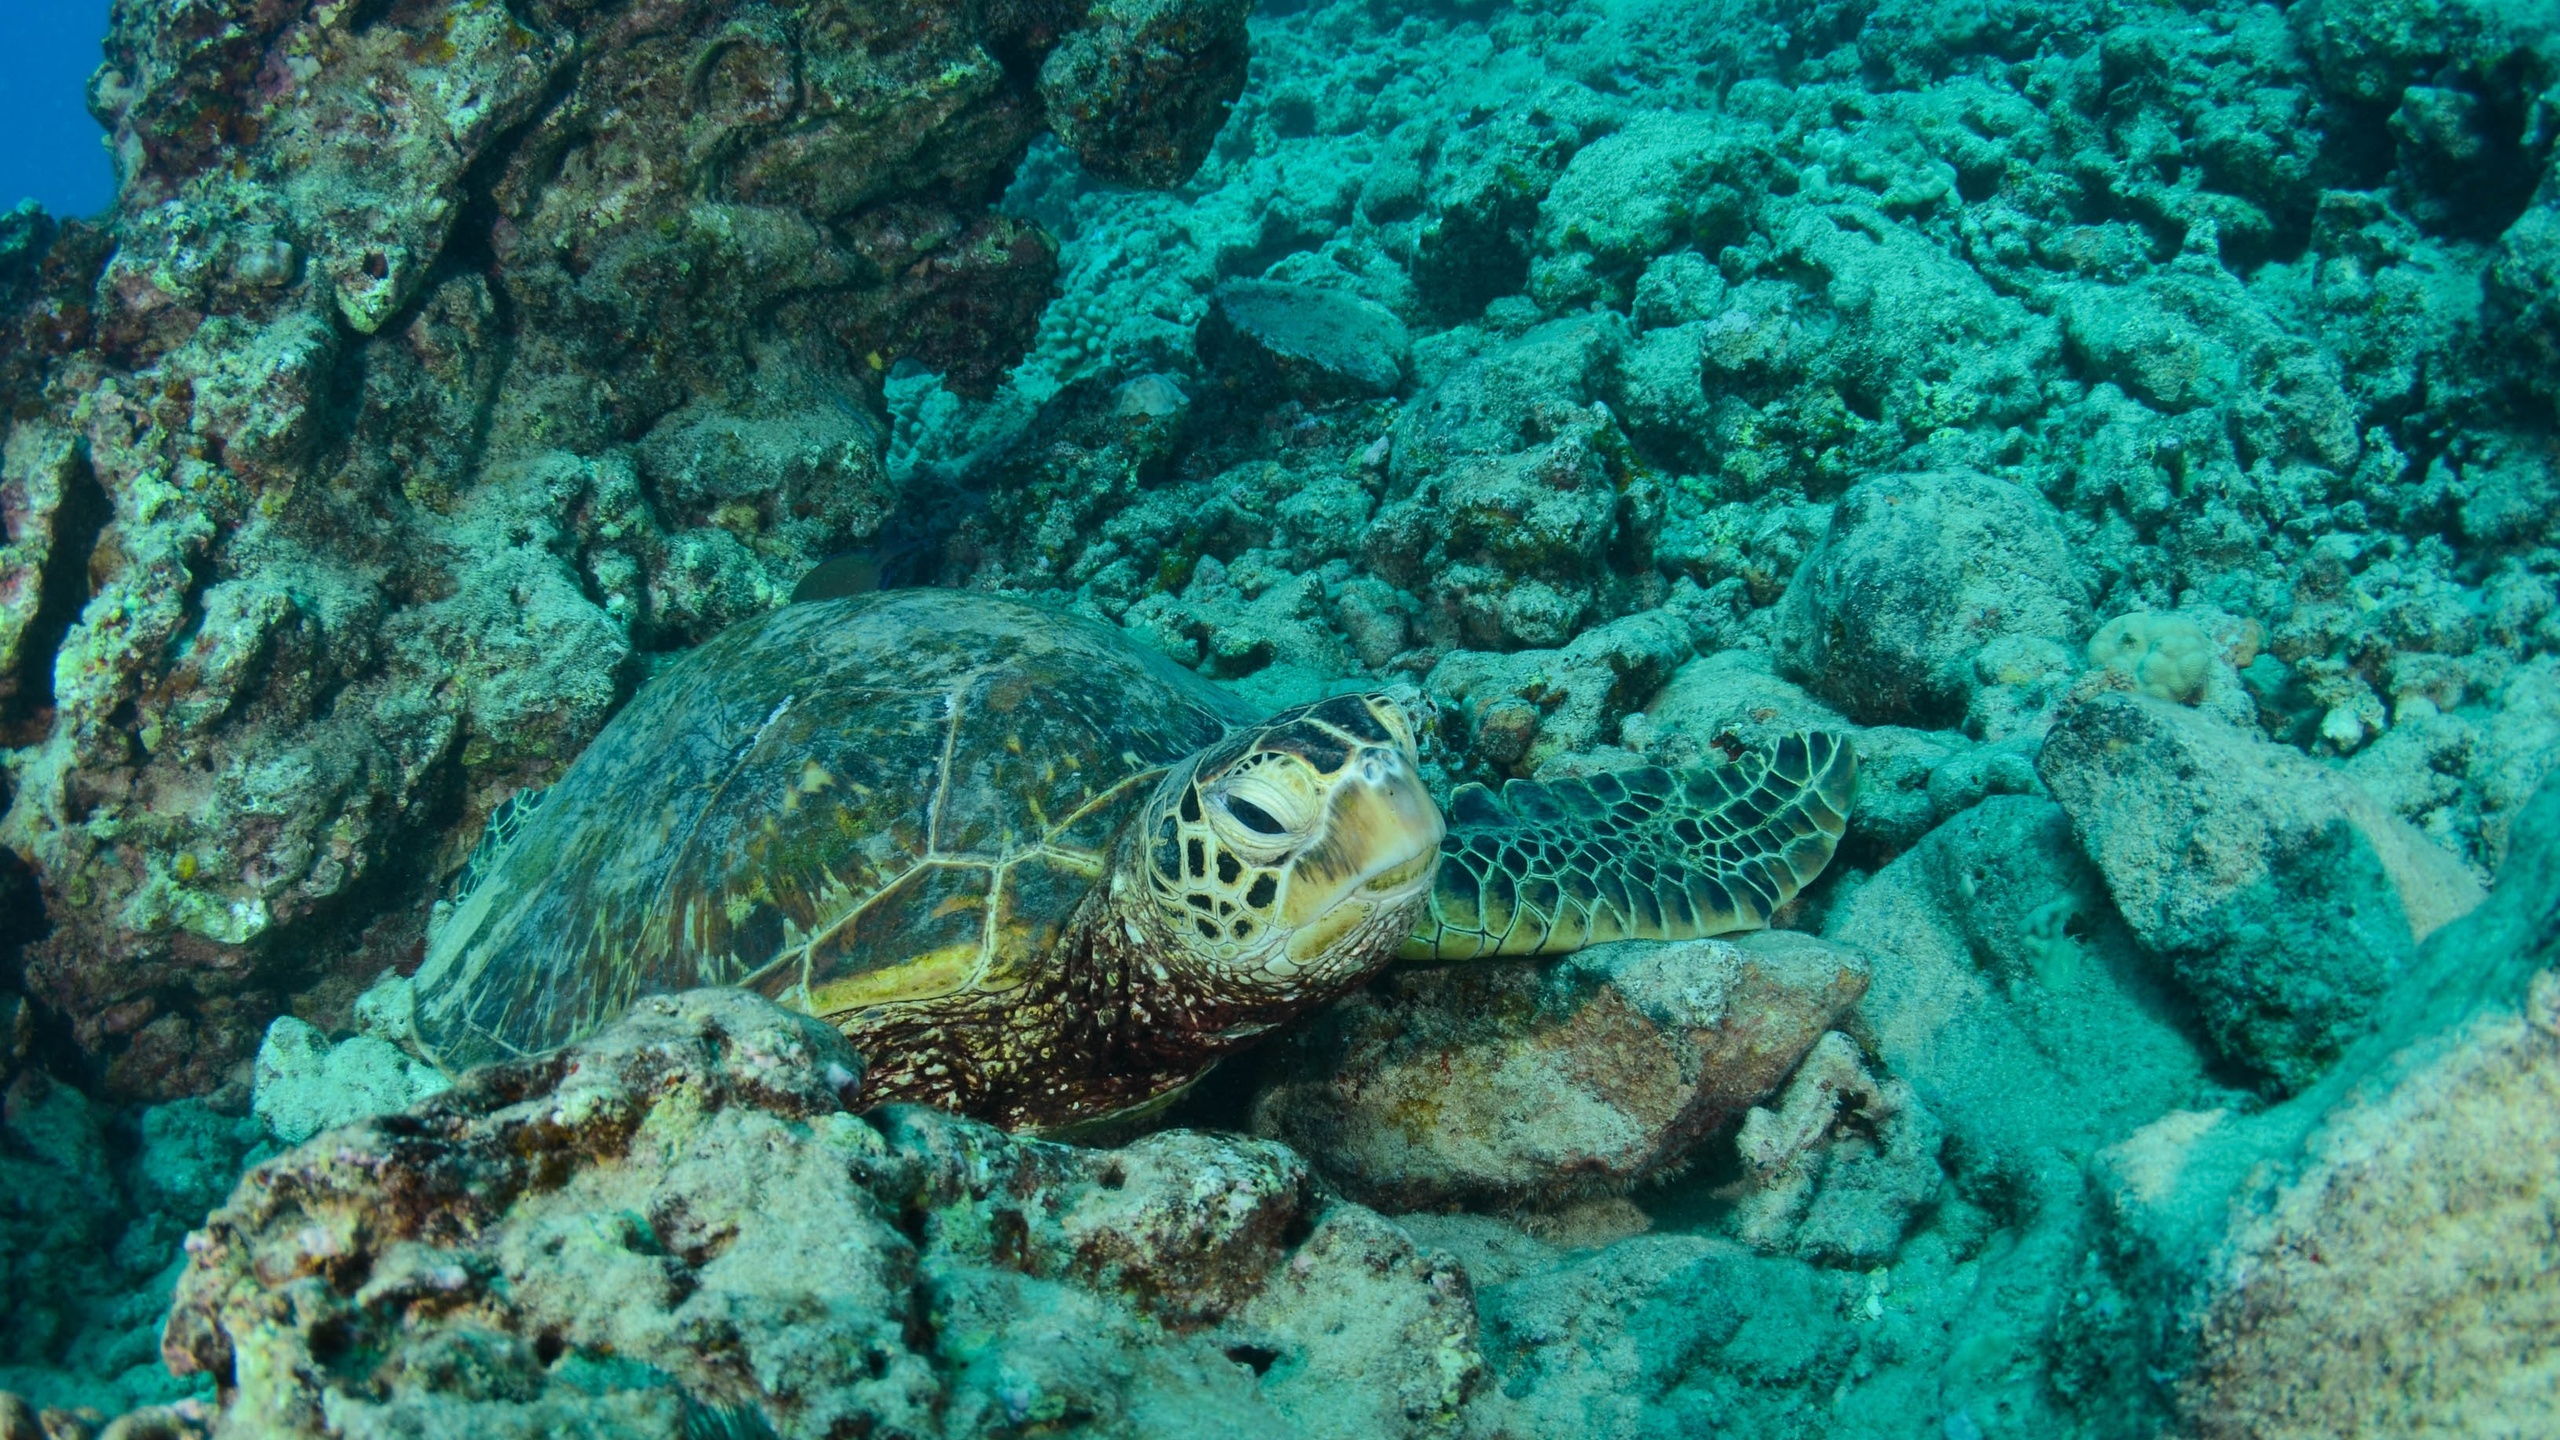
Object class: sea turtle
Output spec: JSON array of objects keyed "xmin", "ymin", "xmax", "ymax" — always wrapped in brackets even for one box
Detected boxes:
[{"xmin": 412, "ymin": 589, "xmax": 1856, "ymax": 1131}]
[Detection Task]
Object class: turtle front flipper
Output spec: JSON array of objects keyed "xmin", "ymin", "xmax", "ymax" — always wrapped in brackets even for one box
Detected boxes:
[{"xmin": 1400, "ymin": 732, "xmax": 1856, "ymax": 960}]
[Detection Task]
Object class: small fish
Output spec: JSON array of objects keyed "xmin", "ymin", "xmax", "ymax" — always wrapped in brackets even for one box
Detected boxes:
[{"xmin": 791, "ymin": 549, "xmax": 888, "ymax": 603}]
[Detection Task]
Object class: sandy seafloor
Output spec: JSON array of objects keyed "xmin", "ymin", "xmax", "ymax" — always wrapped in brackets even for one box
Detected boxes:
[{"xmin": 1, "ymin": 0, "xmax": 2556, "ymax": 1436}]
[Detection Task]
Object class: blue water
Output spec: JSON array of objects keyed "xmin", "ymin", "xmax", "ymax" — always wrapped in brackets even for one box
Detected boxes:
[{"xmin": 0, "ymin": 2, "xmax": 113, "ymax": 217}]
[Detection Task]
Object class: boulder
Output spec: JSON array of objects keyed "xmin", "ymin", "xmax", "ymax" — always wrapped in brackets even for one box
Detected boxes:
[
  {"xmin": 1249, "ymin": 934, "xmax": 1870, "ymax": 1210},
  {"xmin": 161, "ymin": 990, "xmax": 1489, "ymax": 1439},
  {"xmin": 2064, "ymin": 776, "xmax": 2560, "ymax": 1440},
  {"xmin": 1036, "ymin": 0, "xmax": 1253, "ymax": 188},
  {"xmin": 1197, "ymin": 280, "xmax": 1411, "ymax": 404},
  {"xmin": 249, "ymin": 1015, "xmax": 450, "ymax": 1146},
  {"xmin": 1821, "ymin": 795, "xmax": 2222, "ymax": 1167},
  {"xmin": 2038, "ymin": 687, "xmax": 2486, "ymax": 1090},
  {"xmin": 1776, "ymin": 470, "xmax": 2094, "ymax": 727}
]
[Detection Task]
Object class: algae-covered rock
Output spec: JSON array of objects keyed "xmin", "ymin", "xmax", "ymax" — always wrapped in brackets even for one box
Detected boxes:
[
  {"xmin": 1249, "ymin": 933, "xmax": 1869, "ymax": 1211},
  {"xmin": 1037, "ymin": 0, "xmax": 1253, "ymax": 189},
  {"xmin": 1197, "ymin": 280, "xmax": 1411, "ymax": 403},
  {"xmin": 1530, "ymin": 111, "xmax": 1770, "ymax": 309},
  {"xmin": 1777, "ymin": 471, "xmax": 2094, "ymax": 729},
  {"xmin": 1364, "ymin": 318, "xmax": 1664, "ymax": 651},
  {"xmin": 2066, "ymin": 776, "xmax": 2560, "ymax": 1440},
  {"xmin": 0, "ymin": 0, "xmax": 1249, "ymax": 1100},
  {"xmin": 247, "ymin": 1016, "xmax": 448, "ymax": 1147},
  {"xmin": 161, "ymin": 989, "xmax": 1487, "ymax": 1439},
  {"xmin": 2174, "ymin": 944, "xmax": 2560, "ymax": 1438},
  {"xmin": 2039, "ymin": 687, "xmax": 2486, "ymax": 1090}
]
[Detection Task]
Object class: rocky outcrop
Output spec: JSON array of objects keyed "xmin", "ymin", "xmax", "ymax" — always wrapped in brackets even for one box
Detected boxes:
[
  {"xmin": 0, "ymin": 0, "xmax": 1248, "ymax": 1100},
  {"xmin": 161, "ymin": 989, "xmax": 1485, "ymax": 1439}
]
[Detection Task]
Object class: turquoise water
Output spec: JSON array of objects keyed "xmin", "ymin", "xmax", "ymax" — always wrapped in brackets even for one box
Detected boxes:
[{"xmin": 0, "ymin": 1, "xmax": 2554, "ymax": 1435}]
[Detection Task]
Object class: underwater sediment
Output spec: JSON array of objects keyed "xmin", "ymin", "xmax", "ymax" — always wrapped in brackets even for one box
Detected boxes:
[{"xmin": 1, "ymin": 0, "xmax": 2556, "ymax": 1434}]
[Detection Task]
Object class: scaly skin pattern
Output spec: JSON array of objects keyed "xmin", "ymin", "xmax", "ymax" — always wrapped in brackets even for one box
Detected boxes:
[
  {"xmin": 843, "ymin": 808, "xmax": 1432, "ymax": 1133},
  {"xmin": 830, "ymin": 687, "xmax": 1441, "ymax": 1132},
  {"xmin": 1404, "ymin": 731, "xmax": 1858, "ymax": 960}
]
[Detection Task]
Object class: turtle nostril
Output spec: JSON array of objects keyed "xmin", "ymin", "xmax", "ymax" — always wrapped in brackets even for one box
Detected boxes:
[{"xmin": 1225, "ymin": 796, "xmax": 1288, "ymax": 835}]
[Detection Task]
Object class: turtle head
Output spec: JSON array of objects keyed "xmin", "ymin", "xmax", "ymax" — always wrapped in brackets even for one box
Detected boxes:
[{"xmin": 1131, "ymin": 689, "xmax": 1442, "ymax": 997}]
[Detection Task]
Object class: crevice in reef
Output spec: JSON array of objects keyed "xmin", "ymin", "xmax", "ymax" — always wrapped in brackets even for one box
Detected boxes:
[{"xmin": 1, "ymin": 448, "xmax": 111, "ymax": 747}]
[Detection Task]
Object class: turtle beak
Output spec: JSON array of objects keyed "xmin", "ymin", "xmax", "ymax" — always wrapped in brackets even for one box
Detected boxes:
[{"xmin": 1279, "ymin": 740, "xmax": 1443, "ymax": 966}]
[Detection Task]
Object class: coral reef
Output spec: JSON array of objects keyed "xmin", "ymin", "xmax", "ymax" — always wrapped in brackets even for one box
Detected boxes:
[{"xmin": 5, "ymin": 0, "xmax": 2560, "ymax": 1430}]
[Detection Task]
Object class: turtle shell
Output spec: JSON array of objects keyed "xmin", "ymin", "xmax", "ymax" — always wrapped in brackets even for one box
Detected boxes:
[{"xmin": 412, "ymin": 590, "xmax": 1257, "ymax": 1070}]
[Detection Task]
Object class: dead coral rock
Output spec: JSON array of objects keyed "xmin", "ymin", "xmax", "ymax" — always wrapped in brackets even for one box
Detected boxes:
[
  {"xmin": 162, "ymin": 989, "xmax": 1485, "ymax": 1440},
  {"xmin": 1723, "ymin": 1031, "xmax": 1945, "ymax": 1268},
  {"xmin": 1251, "ymin": 933, "xmax": 1870, "ymax": 1211},
  {"xmin": 1369, "ymin": 314, "xmax": 1663, "ymax": 651},
  {"xmin": 1198, "ymin": 279, "xmax": 1412, "ymax": 404},
  {"xmin": 1039, "ymin": 0, "xmax": 1254, "ymax": 188},
  {"xmin": 5, "ymin": 0, "xmax": 1245, "ymax": 1099},
  {"xmin": 2039, "ymin": 687, "xmax": 2486, "ymax": 1090},
  {"xmin": 1425, "ymin": 609, "xmax": 1692, "ymax": 777},
  {"xmin": 1776, "ymin": 469, "xmax": 2094, "ymax": 728}
]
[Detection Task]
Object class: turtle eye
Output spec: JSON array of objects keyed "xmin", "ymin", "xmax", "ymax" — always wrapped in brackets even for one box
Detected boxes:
[
  {"xmin": 1210, "ymin": 768, "xmax": 1315, "ymax": 852},
  {"xmin": 1224, "ymin": 797, "xmax": 1287, "ymax": 835}
]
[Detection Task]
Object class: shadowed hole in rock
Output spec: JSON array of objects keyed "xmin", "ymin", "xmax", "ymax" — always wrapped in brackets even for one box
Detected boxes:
[
  {"xmin": 0, "ymin": 447, "xmax": 109, "ymax": 746},
  {"xmin": 1225, "ymin": 1342, "xmax": 1281, "ymax": 1375},
  {"xmin": 989, "ymin": 1206, "xmax": 1030, "ymax": 1269},
  {"xmin": 307, "ymin": 1316, "xmax": 358, "ymax": 1367},
  {"xmin": 1279, "ymin": 1206, "xmax": 1317, "ymax": 1250}
]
